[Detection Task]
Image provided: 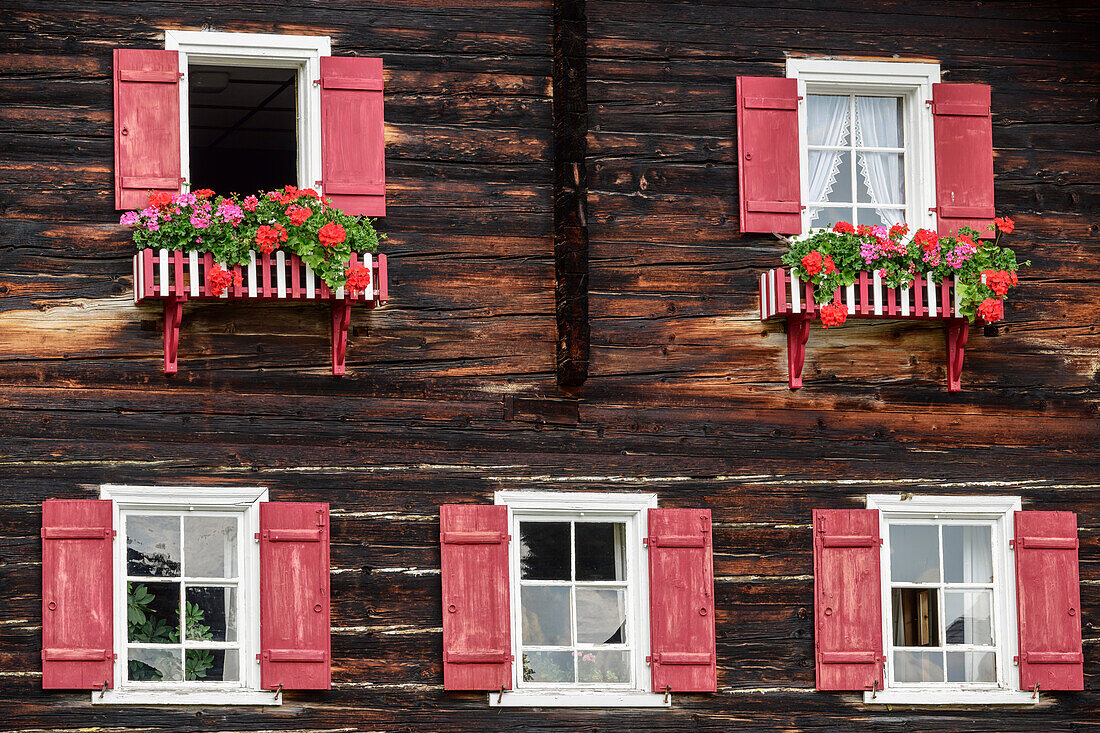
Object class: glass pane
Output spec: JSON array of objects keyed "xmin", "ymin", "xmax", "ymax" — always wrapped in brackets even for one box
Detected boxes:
[
  {"xmin": 893, "ymin": 650, "xmax": 944, "ymax": 683},
  {"xmin": 891, "ymin": 588, "xmax": 940, "ymax": 647},
  {"xmin": 856, "ymin": 152, "xmax": 904, "ymax": 205},
  {"xmin": 128, "ymin": 647, "xmax": 182, "ymax": 682},
  {"xmin": 127, "ymin": 582, "xmax": 180, "ymax": 644},
  {"xmin": 943, "ymin": 526, "xmax": 993, "ymax": 583},
  {"xmin": 520, "ymin": 522, "xmax": 570, "ymax": 580},
  {"xmin": 575, "ymin": 523, "xmax": 626, "ymax": 581},
  {"xmin": 127, "ymin": 515, "xmax": 181, "ymax": 577},
  {"xmin": 808, "ymin": 149, "xmax": 853, "ymax": 204},
  {"xmin": 946, "ymin": 651, "xmax": 996, "ymax": 683},
  {"xmin": 186, "ymin": 649, "xmax": 238, "ymax": 682},
  {"xmin": 521, "ymin": 651, "xmax": 574, "ymax": 684},
  {"xmin": 856, "ymin": 207, "xmax": 905, "ymax": 228},
  {"xmin": 578, "ymin": 650, "xmax": 631, "ymax": 684},
  {"xmin": 806, "ymin": 95, "xmax": 850, "ymax": 146},
  {"xmin": 186, "ymin": 586, "xmax": 237, "ymax": 642},
  {"xmin": 184, "ymin": 516, "xmax": 238, "ymax": 578},
  {"xmin": 576, "ymin": 588, "xmax": 627, "ymax": 644},
  {"xmin": 809, "ymin": 206, "xmax": 854, "ymax": 230},
  {"xmin": 945, "ymin": 591, "xmax": 993, "ymax": 646},
  {"xmin": 521, "ymin": 586, "xmax": 572, "ymax": 646},
  {"xmin": 854, "ymin": 96, "xmax": 902, "ymax": 148},
  {"xmin": 890, "ymin": 525, "xmax": 940, "ymax": 583}
]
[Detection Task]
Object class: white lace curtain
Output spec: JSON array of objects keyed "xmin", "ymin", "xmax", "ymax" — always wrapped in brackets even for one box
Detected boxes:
[{"xmin": 806, "ymin": 95, "xmax": 849, "ymax": 220}]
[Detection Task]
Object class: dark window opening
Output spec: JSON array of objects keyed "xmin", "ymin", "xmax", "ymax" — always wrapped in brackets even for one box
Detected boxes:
[{"xmin": 188, "ymin": 65, "xmax": 298, "ymax": 195}]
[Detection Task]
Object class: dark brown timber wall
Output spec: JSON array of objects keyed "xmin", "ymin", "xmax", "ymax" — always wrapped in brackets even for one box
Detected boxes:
[{"xmin": 1, "ymin": 1, "xmax": 1098, "ymax": 730}]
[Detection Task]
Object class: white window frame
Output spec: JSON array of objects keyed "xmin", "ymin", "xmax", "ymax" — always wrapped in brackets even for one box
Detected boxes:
[
  {"xmin": 94, "ymin": 484, "xmax": 277, "ymax": 706},
  {"xmin": 865, "ymin": 494, "xmax": 1036, "ymax": 706},
  {"xmin": 786, "ymin": 58, "xmax": 940, "ymax": 233},
  {"xmin": 164, "ymin": 30, "xmax": 331, "ymax": 195},
  {"xmin": 490, "ymin": 491, "xmax": 668, "ymax": 708}
]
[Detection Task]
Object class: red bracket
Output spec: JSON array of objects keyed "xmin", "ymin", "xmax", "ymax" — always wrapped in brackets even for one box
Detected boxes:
[
  {"xmin": 163, "ymin": 296, "xmax": 184, "ymax": 375},
  {"xmin": 786, "ymin": 314, "xmax": 812, "ymax": 389},
  {"xmin": 945, "ymin": 318, "xmax": 969, "ymax": 392},
  {"xmin": 331, "ymin": 300, "xmax": 351, "ymax": 376}
]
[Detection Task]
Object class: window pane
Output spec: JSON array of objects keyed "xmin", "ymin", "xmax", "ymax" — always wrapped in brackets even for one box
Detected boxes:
[
  {"xmin": 946, "ymin": 651, "xmax": 996, "ymax": 683},
  {"xmin": 809, "ymin": 206, "xmax": 854, "ymax": 230},
  {"xmin": 128, "ymin": 647, "xmax": 182, "ymax": 682},
  {"xmin": 893, "ymin": 650, "xmax": 944, "ymax": 683},
  {"xmin": 576, "ymin": 588, "xmax": 627, "ymax": 644},
  {"xmin": 127, "ymin": 582, "xmax": 180, "ymax": 644},
  {"xmin": 943, "ymin": 526, "xmax": 993, "ymax": 584},
  {"xmin": 945, "ymin": 590, "xmax": 993, "ymax": 646},
  {"xmin": 184, "ymin": 516, "xmax": 238, "ymax": 578},
  {"xmin": 575, "ymin": 523, "xmax": 626, "ymax": 581},
  {"xmin": 891, "ymin": 588, "xmax": 940, "ymax": 647},
  {"xmin": 808, "ymin": 149, "xmax": 853, "ymax": 204},
  {"xmin": 806, "ymin": 95, "xmax": 850, "ymax": 146},
  {"xmin": 578, "ymin": 650, "xmax": 631, "ymax": 684},
  {"xmin": 186, "ymin": 586, "xmax": 237, "ymax": 642},
  {"xmin": 856, "ymin": 152, "xmax": 904, "ymax": 205},
  {"xmin": 520, "ymin": 522, "xmax": 570, "ymax": 580},
  {"xmin": 521, "ymin": 586, "xmax": 572, "ymax": 646},
  {"xmin": 127, "ymin": 515, "xmax": 181, "ymax": 577},
  {"xmin": 186, "ymin": 649, "xmax": 238, "ymax": 682},
  {"xmin": 521, "ymin": 651, "xmax": 575, "ymax": 684},
  {"xmin": 854, "ymin": 96, "xmax": 902, "ymax": 148},
  {"xmin": 890, "ymin": 525, "xmax": 940, "ymax": 583},
  {"xmin": 856, "ymin": 207, "xmax": 905, "ymax": 228}
]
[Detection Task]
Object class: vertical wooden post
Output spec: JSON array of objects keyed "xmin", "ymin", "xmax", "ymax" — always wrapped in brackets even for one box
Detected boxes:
[
  {"xmin": 331, "ymin": 300, "xmax": 351, "ymax": 376},
  {"xmin": 945, "ymin": 318, "xmax": 969, "ymax": 392},
  {"xmin": 553, "ymin": 0, "xmax": 589, "ymax": 387},
  {"xmin": 163, "ymin": 296, "xmax": 183, "ymax": 375},
  {"xmin": 786, "ymin": 314, "xmax": 812, "ymax": 389}
]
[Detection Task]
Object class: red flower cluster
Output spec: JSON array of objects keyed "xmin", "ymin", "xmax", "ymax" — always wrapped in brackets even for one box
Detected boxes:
[
  {"xmin": 206, "ymin": 264, "xmax": 242, "ymax": 297},
  {"xmin": 318, "ymin": 222, "xmax": 347, "ymax": 247},
  {"xmin": 980, "ymin": 269, "xmax": 1017, "ymax": 297},
  {"xmin": 856, "ymin": 224, "xmax": 874, "ymax": 237},
  {"xmin": 268, "ymin": 185, "xmax": 322, "ymax": 205},
  {"xmin": 147, "ymin": 191, "xmax": 175, "ymax": 209},
  {"xmin": 255, "ymin": 224, "xmax": 289, "ymax": 254},
  {"xmin": 286, "ymin": 204, "xmax": 313, "ymax": 226},
  {"xmin": 889, "ymin": 224, "xmax": 909, "ymax": 239},
  {"xmin": 977, "ymin": 298, "xmax": 1004, "ymax": 323},
  {"xmin": 345, "ymin": 264, "xmax": 372, "ymax": 294},
  {"xmin": 993, "ymin": 216, "xmax": 1015, "ymax": 234},
  {"xmin": 801, "ymin": 250, "xmax": 836, "ymax": 277},
  {"xmin": 832, "ymin": 221, "xmax": 855, "ymax": 235},
  {"xmin": 192, "ymin": 188, "xmax": 215, "ymax": 200},
  {"xmin": 819, "ymin": 301, "xmax": 847, "ymax": 328},
  {"xmin": 913, "ymin": 228, "xmax": 939, "ymax": 252}
]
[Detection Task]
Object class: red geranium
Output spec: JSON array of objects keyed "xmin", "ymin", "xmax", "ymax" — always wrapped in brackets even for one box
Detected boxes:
[
  {"xmin": 981, "ymin": 270, "xmax": 1012, "ymax": 297},
  {"xmin": 832, "ymin": 221, "xmax": 855, "ymax": 235},
  {"xmin": 297, "ymin": 187, "xmax": 320, "ymax": 200},
  {"xmin": 206, "ymin": 264, "xmax": 242, "ymax": 297},
  {"xmin": 192, "ymin": 188, "xmax": 215, "ymax": 200},
  {"xmin": 345, "ymin": 264, "xmax": 372, "ymax": 294},
  {"xmin": 255, "ymin": 224, "xmax": 288, "ymax": 254},
  {"xmin": 977, "ymin": 298, "xmax": 1004, "ymax": 324},
  {"xmin": 889, "ymin": 223, "xmax": 909, "ymax": 239},
  {"xmin": 820, "ymin": 301, "xmax": 847, "ymax": 328},
  {"xmin": 801, "ymin": 250, "xmax": 824, "ymax": 276},
  {"xmin": 822, "ymin": 254, "xmax": 837, "ymax": 275},
  {"xmin": 286, "ymin": 205, "xmax": 312, "ymax": 226},
  {"xmin": 856, "ymin": 224, "xmax": 874, "ymax": 237},
  {"xmin": 318, "ymin": 222, "xmax": 347, "ymax": 247},
  {"xmin": 913, "ymin": 228, "xmax": 939, "ymax": 252},
  {"xmin": 148, "ymin": 191, "xmax": 174, "ymax": 209},
  {"xmin": 993, "ymin": 216, "xmax": 1015, "ymax": 234}
]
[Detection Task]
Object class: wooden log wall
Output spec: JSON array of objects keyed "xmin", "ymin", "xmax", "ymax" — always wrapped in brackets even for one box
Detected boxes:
[{"xmin": 0, "ymin": 1, "xmax": 1097, "ymax": 730}]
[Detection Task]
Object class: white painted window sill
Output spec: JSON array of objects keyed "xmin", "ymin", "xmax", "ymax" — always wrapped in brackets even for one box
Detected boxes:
[
  {"xmin": 489, "ymin": 690, "xmax": 670, "ymax": 708},
  {"xmin": 92, "ymin": 689, "xmax": 281, "ymax": 706},
  {"xmin": 863, "ymin": 689, "xmax": 1039, "ymax": 706}
]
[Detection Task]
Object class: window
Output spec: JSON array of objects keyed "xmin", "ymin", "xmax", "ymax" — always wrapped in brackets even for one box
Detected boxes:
[{"xmin": 787, "ymin": 59, "xmax": 940, "ymax": 233}]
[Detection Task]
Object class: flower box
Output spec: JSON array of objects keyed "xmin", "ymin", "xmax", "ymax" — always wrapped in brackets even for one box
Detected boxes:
[
  {"xmin": 760, "ymin": 267, "xmax": 970, "ymax": 392},
  {"xmin": 133, "ymin": 247, "xmax": 388, "ymax": 376}
]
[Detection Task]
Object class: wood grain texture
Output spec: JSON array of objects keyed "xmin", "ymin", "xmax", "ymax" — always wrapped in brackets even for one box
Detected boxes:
[{"xmin": 0, "ymin": 0, "xmax": 1097, "ymax": 730}]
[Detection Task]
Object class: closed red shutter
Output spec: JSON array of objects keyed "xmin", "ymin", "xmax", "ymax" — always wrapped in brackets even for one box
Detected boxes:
[
  {"xmin": 259, "ymin": 502, "xmax": 331, "ymax": 690},
  {"xmin": 319, "ymin": 56, "xmax": 386, "ymax": 217},
  {"xmin": 812, "ymin": 509, "xmax": 883, "ymax": 691},
  {"xmin": 647, "ymin": 508, "xmax": 716, "ymax": 692},
  {"xmin": 41, "ymin": 500, "xmax": 114, "ymax": 689},
  {"xmin": 440, "ymin": 504, "xmax": 511, "ymax": 690},
  {"xmin": 1014, "ymin": 511, "xmax": 1084, "ymax": 691},
  {"xmin": 113, "ymin": 49, "xmax": 182, "ymax": 210},
  {"xmin": 932, "ymin": 83, "xmax": 995, "ymax": 238},
  {"xmin": 736, "ymin": 76, "xmax": 802, "ymax": 234}
]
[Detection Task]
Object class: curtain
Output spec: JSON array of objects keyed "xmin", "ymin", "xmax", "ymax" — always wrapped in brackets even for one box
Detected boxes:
[
  {"xmin": 853, "ymin": 97, "xmax": 904, "ymax": 226},
  {"xmin": 806, "ymin": 95, "xmax": 850, "ymax": 220},
  {"xmin": 956, "ymin": 526, "xmax": 994, "ymax": 682}
]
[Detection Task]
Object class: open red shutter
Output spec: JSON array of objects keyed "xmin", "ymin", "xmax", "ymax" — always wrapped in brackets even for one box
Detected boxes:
[
  {"xmin": 440, "ymin": 504, "xmax": 511, "ymax": 690},
  {"xmin": 1014, "ymin": 511, "xmax": 1084, "ymax": 691},
  {"xmin": 259, "ymin": 502, "xmax": 331, "ymax": 690},
  {"xmin": 932, "ymin": 83, "xmax": 995, "ymax": 238},
  {"xmin": 647, "ymin": 508, "xmax": 716, "ymax": 692},
  {"xmin": 736, "ymin": 76, "xmax": 802, "ymax": 234},
  {"xmin": 41, "ymin": 500, "xmax": 114, "ymax": 689},
  {"xmin": 319, "ymin": 56, "xmax": 386, "ymax": 217},
  {"xmin": 812, "ymin": 509, "xmax": 883, "ymax": 691},
  {"xmin": 113, "ymin": 49, "xmax": 181, "ymax": 210}
]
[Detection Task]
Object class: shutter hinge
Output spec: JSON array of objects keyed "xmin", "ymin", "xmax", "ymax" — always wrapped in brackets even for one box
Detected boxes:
[
  {"xmin": 1009, "ymin": 539, "xmax": 1015, "ymax": 549},
  {"xmin": 254, "ymin": 532, "xmax": 261, "ymax": 542},
  {"xmin": 925, "ymin": 99, "xmax": 933, "ymax": 105},
  {"xmin": 313, "ymin": 79, "xmax": 321, "ymax": 85},
  {"xmin": 1014, "ymin": 655, "xmax": 1020, "ymax": 666},
  {"xmin": 642, "ymin": 537, "xmax": 649, "ymax": 547}
]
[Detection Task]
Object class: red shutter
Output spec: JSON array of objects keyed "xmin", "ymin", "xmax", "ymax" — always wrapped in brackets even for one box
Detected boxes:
[
  {"xmin": 319, "ymin": 56, "xmax": 386, "ymax": 217},
  {"xmin": 41, "ymin": 500, "xmax": 114, "ymax": 689},
  {"xmin": 113, "ymin": 49, "xmax": 182, "ymax": 210},
  {"xmin": 932, "ymin": 83, "xmax": 995, "ymax": 238},
  {"xmin": 736, "ymin": 76, "xmax": 802, "ymax": 235},
  {"xmin": 647, "ymin": 508, "xmax": 716, "ymax": 692},
  {"xmin": 812, "ymin": 509, "xmax": 883, "ymax": 691},
  {"xmin": 440, "ymin": 504, "xmax": 511, "ymax": 690},
  {"xmin": 1014, "ymin": 511, "xmax": 1084, "ymax": 691},
  {"xmin": 259, "ymin": 502, "xmax": 331, "ymax": 690}
]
